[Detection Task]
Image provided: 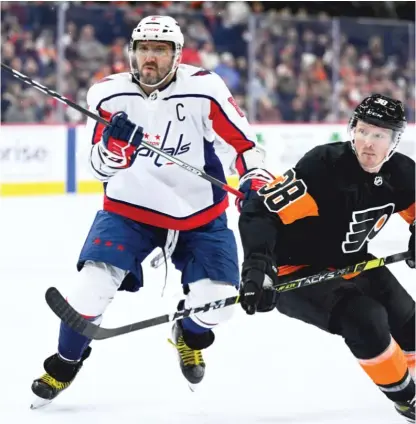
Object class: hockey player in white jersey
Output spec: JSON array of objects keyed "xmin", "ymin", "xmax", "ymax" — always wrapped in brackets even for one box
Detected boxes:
[{"xmin": 31, "ymin": 15, "xmax": 270, "ymax": 407}]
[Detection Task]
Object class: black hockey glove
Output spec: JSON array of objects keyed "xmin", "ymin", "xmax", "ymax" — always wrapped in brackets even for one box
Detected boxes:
[
  {"xmin": 240, "ymin": 254, "xmax": 279, "ymax": 315},
  {"xmin": 406, "ymin": 221, "xmax": 415, "ymax": 269}
]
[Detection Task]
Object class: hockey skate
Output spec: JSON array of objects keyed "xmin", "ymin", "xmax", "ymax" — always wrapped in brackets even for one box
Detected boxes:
[
  {"xmin": 394, "ymin": 396, "xmax": 415, "ymax": 423},
  {"xmin": 168, "ymin": 321, "xmax": 206, "ymax": 391},
  {"xmin": 30, "ymin": 347, "xmax": 91, "ymax": 409}
]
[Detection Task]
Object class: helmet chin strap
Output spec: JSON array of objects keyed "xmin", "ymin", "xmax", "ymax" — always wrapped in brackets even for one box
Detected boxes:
[
  {"xmin": 360, "ymin": 157, "xmax": 387, "ymax": 172},
  {"xmin": 357, "ymin": 144, "xmax": 397, "ymax": 172}
]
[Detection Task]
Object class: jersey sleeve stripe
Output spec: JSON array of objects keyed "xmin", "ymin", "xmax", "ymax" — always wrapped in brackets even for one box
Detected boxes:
[
  {"xmin": 209, "ymin": 100, "xmax": 255, "ymax": 153},
  {"xmin": 278, "ymin": 192, "xmax": 319, "ymax": 224},
  {"xmin": 91, "ymin": 108, "xmax": 112, "ymax": 145},
  {"xmin": 90, "ymin": 92, "xmax": 145, "ymax": 145},
  {"xmin": 235, "ymin": 154, "xmax": 248, "ymax": 175},
  {"xmin": 162, "ymin": 94, "xmax": 255, "ymax": 152}
]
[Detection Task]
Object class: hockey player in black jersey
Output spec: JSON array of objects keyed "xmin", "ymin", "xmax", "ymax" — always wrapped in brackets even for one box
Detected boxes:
[{"xmin": 237, "ymin": 94, "xmax": 415, "ymax": 422}]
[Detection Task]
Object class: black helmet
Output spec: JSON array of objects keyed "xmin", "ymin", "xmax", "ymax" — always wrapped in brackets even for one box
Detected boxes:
[
  {"xmin": 348, "ymin": 94, "xmax": 407, "ymax": 164},
  {"xmin": 350, "ymin": 94, "xmax": 407, "ymax": 133}
]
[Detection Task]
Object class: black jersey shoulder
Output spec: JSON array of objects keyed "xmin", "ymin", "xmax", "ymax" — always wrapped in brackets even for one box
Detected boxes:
[
  {"xmin": 384, "ymin": 151, "xmax": 415, "ymax": 191},
  {"xmin": 294, "ymin": 141, "xmax": 354, "ymax": 182}
]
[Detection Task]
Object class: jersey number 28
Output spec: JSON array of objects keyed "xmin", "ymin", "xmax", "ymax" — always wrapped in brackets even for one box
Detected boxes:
[{"xmin": 258, "ymin": 169, "xmax": 307, "ymax": 213}]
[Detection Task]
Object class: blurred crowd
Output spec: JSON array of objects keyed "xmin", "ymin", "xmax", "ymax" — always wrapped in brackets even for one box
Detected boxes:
[{"xmin": 1, "ymin": 1, "xmax": 415, "ymax": 123}]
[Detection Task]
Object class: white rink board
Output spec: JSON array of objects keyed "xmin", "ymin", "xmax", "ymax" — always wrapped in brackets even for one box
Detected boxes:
[
  {"xmin": 256, "ymin": 124, "xmax": 416, "ymax": 175},
  {"xmin": 0, "ymin": 125, "xmax": 67, "ymax": 183},
  {"xmin": 0, "ymin": 124, "xmax": 414, "ymax": 191},
  {"xmin": 76, "ymin": 125, "xmax": 95, "ymax": 182}
]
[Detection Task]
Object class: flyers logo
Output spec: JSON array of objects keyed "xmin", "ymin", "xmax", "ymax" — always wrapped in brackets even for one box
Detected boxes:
[{"xmin": 342, "ymin": 203, "xmax": 395, "ymax": 253}]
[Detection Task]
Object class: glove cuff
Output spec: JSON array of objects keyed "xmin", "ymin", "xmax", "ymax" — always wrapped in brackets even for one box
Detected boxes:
[
  {"xmin": 98, "ymin": 141, "xmax": 125, "ymax": 166},
  {"xmin": 239, "ymin": 168, "xmax": 275, "ymax": 187},
  {"xmin": 242, "ymin": 253, "xmax": 279, "ymax": 285}
]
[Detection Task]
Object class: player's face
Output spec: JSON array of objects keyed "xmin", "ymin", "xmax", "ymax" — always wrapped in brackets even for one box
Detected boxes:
[
  {"xmin": 135, "ymin": 41, "xmax": 175, "ymax": 85},
  {"xmin": 353, "ymin": 120, "xmax": 393, "ymax": 172}
]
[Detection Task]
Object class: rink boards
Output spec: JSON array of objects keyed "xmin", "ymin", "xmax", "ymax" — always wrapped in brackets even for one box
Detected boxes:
[{"xmin": 1, "ymin": 124, "xmax": 415, "ymax": 196}]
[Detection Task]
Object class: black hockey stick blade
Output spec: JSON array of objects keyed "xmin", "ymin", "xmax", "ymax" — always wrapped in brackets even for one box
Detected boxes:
[
  {"xmin": 45, "ymin": 287, "xmax": 239, "ymax": 340},
  {"xmin": 45, "ymin": 287, "xmax": 175, "ymax": 339},
  {"xmin": 45, "ymin": 251, "xmax": 411, "ymax": 341}
]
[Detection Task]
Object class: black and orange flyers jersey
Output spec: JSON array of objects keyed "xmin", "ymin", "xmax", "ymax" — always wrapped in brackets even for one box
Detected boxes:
[{"xmin": 239, "ymin": 142, "xmax": 415, "ymax": 272}]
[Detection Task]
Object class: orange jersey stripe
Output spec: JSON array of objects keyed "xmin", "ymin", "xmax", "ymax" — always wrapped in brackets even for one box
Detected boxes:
[
  {"xmin": 399, "ymin": 202, "xmax": 415, "ymax": 224},
  {"xmin": 278, "ymin": 264, "xmax": 308, "ymax": 277},
  {"xmin": 359, "ymin": 338, "xmax": 408, "ymax": 386},
  {"xmin": 278, "ymin": 192, "xmax": 319, "ymax": 224},
  {"xmin": 262, "ymin": 174, "xmax": 319, "ymax": 224}
]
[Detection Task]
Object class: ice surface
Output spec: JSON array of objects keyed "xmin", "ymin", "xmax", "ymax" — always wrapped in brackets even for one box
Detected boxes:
[{"xmin": 0, "ymin": 194, "xmax": 414, "ymax": 424}]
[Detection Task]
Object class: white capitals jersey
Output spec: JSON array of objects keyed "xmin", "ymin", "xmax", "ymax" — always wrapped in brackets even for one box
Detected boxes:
[{"xmin": 86, "ymin": 64, "xmax": 264, "ymax": 230}]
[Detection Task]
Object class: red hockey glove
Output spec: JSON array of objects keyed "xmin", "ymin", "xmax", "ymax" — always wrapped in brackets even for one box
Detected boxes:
[
  {"xmin": 235, "ymin": 168, "xmax": 275, "ymax": 212},
  {"xmin": 98, "ymin": 112, "xmax": 144, "ymax": 169}
]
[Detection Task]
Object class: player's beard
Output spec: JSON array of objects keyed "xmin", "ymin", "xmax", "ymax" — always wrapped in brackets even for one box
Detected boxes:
[{"xmin": 139, "ymin": 60, "xmax": 173, "ymax": 86}]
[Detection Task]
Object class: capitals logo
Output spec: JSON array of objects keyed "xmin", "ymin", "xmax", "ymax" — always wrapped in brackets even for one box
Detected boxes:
[{"xmin": 136, "ymin": 121, "xmax": 190, "ymax": 167}]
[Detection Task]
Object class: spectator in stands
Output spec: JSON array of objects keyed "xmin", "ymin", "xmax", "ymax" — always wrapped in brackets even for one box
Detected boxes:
[
  {"xmin": 199, "ymin": 41, "xmax": 219, "ymax": 70},
  {"xmin": 76, "ymin": 25, "xmax": 107, "ymax": 74},
  {"xmin": 181, "ymin": 37, "xmax": 202, "ymax": 67},
  {"xmin": 1, "ymin": 1, "xmax": 414, "ymax": 124},
  {"xmin": 4, "ymin": 90, "xmax": 38, "ymax": 122},
  {"xmin": 214, "ymin": 52, "xmax": 241, "ymax": 92}
]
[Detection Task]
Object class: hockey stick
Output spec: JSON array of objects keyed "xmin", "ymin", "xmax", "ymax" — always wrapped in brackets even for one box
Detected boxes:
[
  {"xmin": 45, "ymin": 250, "xmax": 412, "ymax": 341},
  {"xmin": 1, "ymin": 62, "xmax": 244, "ymax": 199}
]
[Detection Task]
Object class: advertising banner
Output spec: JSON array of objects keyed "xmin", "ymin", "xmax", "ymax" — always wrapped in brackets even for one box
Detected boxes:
[
  {"xmin": 0, "ymin": 124, "xmax": 414, "ymax": 196},
  {"xmin": 0, "ymin": 126, "xmax": 67, "ymax": 195}
]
